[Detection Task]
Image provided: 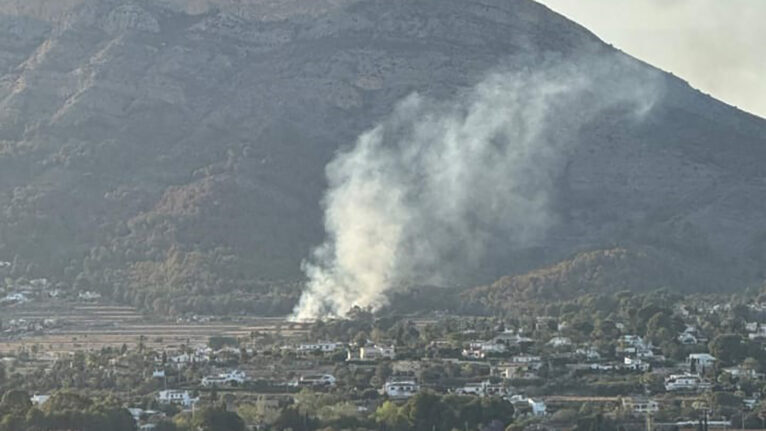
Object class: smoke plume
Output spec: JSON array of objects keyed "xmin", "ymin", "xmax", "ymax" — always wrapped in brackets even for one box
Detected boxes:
[{"xmin": 292, "ymin": 54, "xmax": 660, "ymax": 320}]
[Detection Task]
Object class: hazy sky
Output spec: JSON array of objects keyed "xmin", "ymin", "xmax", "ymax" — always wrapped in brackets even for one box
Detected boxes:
[{"xmin": 536, "ymin": 0, "xmax": 766, "ymax": 119}]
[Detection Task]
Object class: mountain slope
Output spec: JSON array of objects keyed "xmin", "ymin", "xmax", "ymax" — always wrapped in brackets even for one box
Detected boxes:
[
  {"xmin": 0, "ymin": 0, "xmax": 765, "ymax": 314},
  {"xmin": 463, "ymin": 246, "xmax": 750, "ymax": 314}
]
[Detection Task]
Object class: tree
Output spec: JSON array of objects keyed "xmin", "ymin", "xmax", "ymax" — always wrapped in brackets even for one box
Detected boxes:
[
  {"xmin": 192, "ymin": 406, "xmax": 245, "ymax": 431},
  {"xmin": 0, "ymin": 390, "xmax": 32, "ymax": 415},
  {"xmin": 273, "ymin": 405, "xmax": 317, "ymax": 431},
  {"xmin": 153, "ymin": 420, "xmax": 177, "ymax": 431},
  {"xmin": 709, "ymin": 334, "xmax": 746, "ymax": 366},
  {"xmin": 645, "ymin": 312, "xmax": 682, "ymax": 344},
  {"xmin": 42, "ymin": 392, "xmax": 92, "ymax": 414},
  {"xmin": 593, "ymin": 319, "xmax": 619, "ymax": 340},
  {"xmin": 375, "ymin": 400, "xmax": 408, "ymax": 431}
]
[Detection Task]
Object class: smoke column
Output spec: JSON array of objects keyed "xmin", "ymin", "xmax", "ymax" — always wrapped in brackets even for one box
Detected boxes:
[{"xmin": 292, "ymin": 54, "xmax": 660, "ymax": 320}]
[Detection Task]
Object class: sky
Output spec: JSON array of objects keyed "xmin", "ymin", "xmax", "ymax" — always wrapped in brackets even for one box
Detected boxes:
[{"xmin": 535, "ymin": 0, "xmax": 766, "ymax": 119}]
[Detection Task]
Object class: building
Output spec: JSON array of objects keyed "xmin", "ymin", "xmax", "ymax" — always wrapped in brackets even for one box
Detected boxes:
[
  {"xmin": 622, "ymin": 397, "xmax": 659, "ymax": 416},
  {"xmin": 492, "ymin": 331, "xmax": 534, "ymax": 347},
  {"xmin": 528, "ymin": 398, "xmax": 547, "ymax": 416},
  {"xmin": 168, "ymin": 351, "xmax": 210, "ymax": 367},
  {"xmin": 575, "ymin": 347, "xmax": 601, "ymax": 361},
  {"xmin": 508, "ymin": 395, "xmax": 546, "ymax": 417},
  {"xmin": 687, "ymin": 353, "xmax": 716, "ymax": 372},
  {"xmin": 618, "ymin": 335, "xmax": 649, "ymax": 351},
  {"xmin": 495, "ymin": 362, "xmax": 539, "ymax": 379},
  {"xmin": 589, "ymin": 363, "xmax": 616, "ymax": 372},
  {"xmin": 0, "ymin": 293, "xmax": 29, "ymax": 305},
  {"xmin": 364, "ymin": 345, "xmax": 395, "ymax": 360},
  {"xmin": 546, "ymin": 336, "xmax": 572, "ymax": 348},
  {"xmin": 747, "ymin": 323, "xmax": 766, "ymax": 340},
  {"xmin": 30, "ymin": 278, "xmax": 49, "ymax": 289},
  {"xmin": 392, "ymin": 360, "xmax": 421, "ymax": 374},
  {"xmin": 384, "ymin": 379, "xmax": 419, "ymax": 399},
  {"xmin": 294, "ymin": 374, "xmax": 336, "ymax": 387},
  {"xmin": 678, "ymin": 332, "xmax": 698, "ymax": 345},
  {"xmin": 201, "ymin": 370, "xmax": 247, "ymax": 387},
  {"xmin": 157, "ymin": 390, "xmax": 198, "ymax": 408},
  {"xmin": 348, "ymin": 344, "xmax": 396, "ymax": 361},
  {"xmin": 462, "ymin": 342, "xmax": 507, "ymax": 359},
  {"xmin": 722, "ymin": 366, "xmax": 762, "ymax": 379},
  {"xmin": 77, "ymin": 291, "xmax": 102, "ymax": 301},
  {"xmin": 455, "ymin": 380, "xmax": 509, "ymax": 397},
  {"xmin": 296, "ymin": 342, "xmax": 344, "ymax": 353},
  {"xmin": 30, "ymin": 394, "xmax": 50, "ymax": 405},
  {"xmin": 511, "ymin": 355, "xmax": 541, "ymax": 364},
  {"xmin": 678, "ymin": 326, "xmax": 704, "ymax": 345},
  {"xmin": 623, "ymin": 357, "xmax": 650, "ymax": 372},
  {"xmin": 664, "ymin": 373, "xmax": 711, "ymax": 392}
]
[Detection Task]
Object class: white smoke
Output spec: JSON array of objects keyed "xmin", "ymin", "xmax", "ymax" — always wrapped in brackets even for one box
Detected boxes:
[{"xmin": 292, "ymin": 54, "xmax": 661, "ymax": 320}]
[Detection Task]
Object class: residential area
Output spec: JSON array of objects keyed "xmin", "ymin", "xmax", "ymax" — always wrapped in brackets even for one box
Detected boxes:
[{"xmin": 4, "ymin": 288, "xmax": 766, "ymax": 431}]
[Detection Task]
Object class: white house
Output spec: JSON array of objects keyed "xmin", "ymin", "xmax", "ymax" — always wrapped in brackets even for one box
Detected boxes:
[
  {"xmin": 354, "ymin": 345, "xmax": 396, "ymax": 361},
  {"xmin": 575, "ymin": 347, "xmax": 601, "ymax": 361},
  {"xmin": 157, "ymin": 390, "xmax": 198, "ymax": 408},
  {"xmin": 687, "ymin": 353, "xmax": 716, "ymax": 371},
  {"xmin": 511, "ymin": 355, "xmax": 541, "ymax": 364},
  {"xmin": 297, "ymin": 342, "xmax": 344, "ymax": 353},
  {"xmin": 623, "ymin": 357, "xmax": 650, "ymax": 372},
  {"xmin": 1, "ymin": 293, "xmax": 29, "ymax": 305},
  {"xmin": 664, "ymin": 373, "xmax": 711, "ymax": 392},
  {"xmin": 678, "ymin": 326, "xmax": 703, "ymax": 345},
  {"xmin": 528, "ymin": 398, "xmax": 547, "ymax": 416},
  {"xmin": 678, "ymin": 332, "xmax": 698, "ymax": 345},
  {"xmin": 455, "ymin": 380, "xmax": 509, "ymax": 397},
  {"xmin": 30, "ymin": 278, "xmax": 49, "ymax": 289},
  {"xmin": 202, "ymin": 370, "xmax": 247, "ymax": 387},
  {"xmin": 495, "ymin": 362, "xmax": 540, "ymax": 380},
  {"xmin": 508, "ymin": 395, "xmax": 546, "ymax": 416},
  {"xmin": 493, "ymin": 332, "xmax": 534, "ymax": 346},
  {"xmin": 384, "ymin": 379, "xmax": 419, "ymax": 399},
  {"xmin": 128, "ymin": 408, "xmax": 144, "ymax": 422},
  {"xmin": 294, "ymin": 374, "xmax": 336, "ymax": 387},
  {"xmin": 168, "ymin": 351, "xmax": 210, "ymax": 367},
  {"xmin": 622, "ymin": 397, "xmax": 659, "ymax": 416},
  {"xmin": 78, "ymin": 291, "xmax": 102, "ymax": 301},
  {"xmin": 462, "ymin": 342, "xmax": 507, "ymax": 359},
  {"xmin": 30, "ymin": 394, "xmax": 50, "ymax": 405},
  {"xmin": 722, "ymin": 366, "xmax": 762, "ymax": 379},
  {"xmin": 747, "ymin": 323, "xmax": 766, "ymax": 340},
  {"xmin": 547, "ymin": 336, "xmax": 572, "ymax": 348}
]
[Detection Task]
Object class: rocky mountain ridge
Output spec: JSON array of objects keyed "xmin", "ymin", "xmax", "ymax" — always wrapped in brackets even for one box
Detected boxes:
[{"xmin": 0, "ymin": 0, "xmax": 765, "ymax": 314}]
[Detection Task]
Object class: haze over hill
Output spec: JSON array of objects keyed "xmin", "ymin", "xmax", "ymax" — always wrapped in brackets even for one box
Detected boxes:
[{"xmin": 1, "ymin": 0, "xmax": 765, "ymax": 316}]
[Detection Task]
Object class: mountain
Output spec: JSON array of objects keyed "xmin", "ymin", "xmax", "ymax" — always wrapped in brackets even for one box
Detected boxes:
[{"xmin": 0, "ymin": 0, "xmax": 765, "ymax": 315}]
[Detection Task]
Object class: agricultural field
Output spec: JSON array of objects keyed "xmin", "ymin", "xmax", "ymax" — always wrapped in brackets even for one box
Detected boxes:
[{"xmin": 0, "ymin": 299, "xmax": 307, "ymax": 354}]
